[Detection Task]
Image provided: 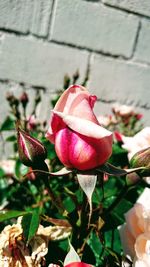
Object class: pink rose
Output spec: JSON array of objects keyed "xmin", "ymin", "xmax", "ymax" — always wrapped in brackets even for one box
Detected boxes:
[
  {"xmin": 46, "ymin": 85, "xmax": 113, "ymax": 170},
  {"xmin": 118, "ymin": 188, "xmax": 150, "ymax": 267}
]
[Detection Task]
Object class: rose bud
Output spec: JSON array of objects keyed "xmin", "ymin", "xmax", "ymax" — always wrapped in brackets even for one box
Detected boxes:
[
  {"xmin": 20, "ymin": 91, "xmax": 29, "ymax": 108},
  {"xmin": 130, "ymin": 147, "xmax": 150, "ymax": 177},
  {"xmin": 46, "ymin": 85, "xmax": 113, "ymax": 171},
  {"xmin": 126, "ymin": 172, "xmax": 141, "ymax": 186},
  {"xmin": 17, "ymin": 127, "xmax": 47, "ymax": 167}
]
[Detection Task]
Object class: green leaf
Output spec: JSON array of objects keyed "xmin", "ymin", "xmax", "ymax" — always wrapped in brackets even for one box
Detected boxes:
[
  {"xmin": 0, "ymin": 168, "xmax": 5, "ymax": 178},
  {"xmin": 0, "ymin": 210, "xmax": 29, "ymax": 222},
  {"xmin": 97, "ymin": 162, "xmax": 127, "ymax": 176},
  {"xmin": 97, "ymin": 162, "xmax": 145, "ymax": 177},
  {"xmin": 15, "ymin": 159, "xmax": 28, "ymax": 179},
  {"xmin": 87, "ymin": 231, "xmax": 103, "ymax": 265},
  {"xmin": 112, "ymin": 198, "xmax": 133, "ymax": 221},
  {"xmin": 63, "ymin": 196, "xmax": 75, "ymax": 213},
  {"xmin": 109, "ymin": 143, "xmax": 128, "ymax": 167},
  {"xmin": 105, "ymin": 229, "xmax": 122, "ymax": 254},
  {"xmin": 22, "ymin": 208, "xmax": 40, "ymax": 244},
  {"xmin": 112, "ymin": 143, "xmax": 127, "ymax": 155},
  {"xmin": 0, "ymin": 116, "xmax": 15, "ymax": 131},
  {"xmin": 5, "ymin": 135, "xmax": 16, "ymax": 142}
]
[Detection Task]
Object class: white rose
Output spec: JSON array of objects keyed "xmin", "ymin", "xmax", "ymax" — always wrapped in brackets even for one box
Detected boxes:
[
  {"xmin": 122, "ymin": 127, "xmax": 150, "ymax": 160},
  {"xmin": 0, "ymin": 217, "xmax": 71, "ymax": 266},
  {"xmin": 118, "ymin": 188, "xmax": 150, "ymax": 267}
]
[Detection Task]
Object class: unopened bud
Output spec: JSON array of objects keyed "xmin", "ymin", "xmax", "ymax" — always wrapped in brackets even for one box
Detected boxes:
[
  {"xmin": 20, "ymin": 92, "xmax": 29, "ymax": 108},
  {"xmin": 73, "ymin": 70, "xmax": 79, "ymax": 84},
  {"xmin": 63, "ymin": 74, "xmax": 70, "ymax": 89},
  {"xmin": 17, "ymin": 128, "xmax": 47, "ymax": 167},
  {"xmin": 126, "ymin": 172, "xmax": 141, "ymax": 186},
  {"xmin": 6, "ymin": 92, "xmax": 19, "ymax": 107},
  {"xmin": 130, "ymin": 147, "xmax": 150, "ymax": 177}
]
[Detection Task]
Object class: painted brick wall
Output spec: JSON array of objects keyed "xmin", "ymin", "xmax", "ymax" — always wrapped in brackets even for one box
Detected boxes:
[{"xmin": 0, "ymin": 0, "xmax": 150, "ymax": 127}]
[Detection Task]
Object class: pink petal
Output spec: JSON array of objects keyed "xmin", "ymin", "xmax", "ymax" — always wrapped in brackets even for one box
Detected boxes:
[
  {"xmin": 54, "ymin": 85, "xmax": 87, "ymax": 114},
  {"xmin": 54, "ymin": 85, "xmax": 98, "ymax": 124},
  {"xmin": 68, "ymin": 92, "xmax": 98, "ymax": 123},
  {"xmin": 55, "ymin": 128, "xmax": 112, "ymax": 170},
  {"xmin": 46, "ymin": 112, "xmax": 66, "ymax": 143},
  {"xmin": 53, "ymin": 111, "xmax": 112, "ymax": 140}
]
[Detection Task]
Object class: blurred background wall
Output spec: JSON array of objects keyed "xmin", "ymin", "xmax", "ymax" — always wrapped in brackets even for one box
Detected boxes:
[{"xmin": 0, "ymin": 0, "xmax": 150, "ymax": 124}]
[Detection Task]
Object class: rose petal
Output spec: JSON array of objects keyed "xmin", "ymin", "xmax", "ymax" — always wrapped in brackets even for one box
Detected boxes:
[
  {"xmin": 125, "ymin": 204, "xmax": 144, "ymax": 239},
  {"xmin": 137, "ymin": 188, "xmax": 150, "ymax": 209},
  {"xmin": 122, "ymin": 127, "xmax": 150, "ymax": 160},
  {"xmin": 135, "ymin": 233, "xmax": 150, "ymax": 263},
  {"xmin": 55, "ymin": 127, "xmax": 112, "ymax": 170},
  {"xmin": 118, "ymin": 224, "xmax": 135, "ymax": 259},
  {"xmin": 54, "ymin": 85, "xmax": 87, "ymax": 114},
  {"xmin": 133, "ymin": 258, "xmax": 149, "ymax": 267},
  {"xmin": 53, "ymin": 111, "xmax": 112, "ymax": 140},
  {"xmin": 68, "ymin": 93, "xmax": 98, "ymax": 123}
]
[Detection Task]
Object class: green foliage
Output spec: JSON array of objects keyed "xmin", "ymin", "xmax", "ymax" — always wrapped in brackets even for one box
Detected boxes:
[
  {"xmin": 0, "ymin": 72, "xmax": 147, "ymax": 266},
  {"xmin": 0, "ymin": 210, "xmax": 30, "ymax": 222},
  {"xmin": 22, "ymin": 208, "xmax": 40, "ymax": 244},
  {"xmin": 0, "ymin": 115, "xmax": 15, "ymax": 131}
]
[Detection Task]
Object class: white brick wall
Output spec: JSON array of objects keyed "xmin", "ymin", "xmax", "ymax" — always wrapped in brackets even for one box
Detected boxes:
[
  {"xmin": 0, "ymin": 0, "xmax": 149, "ymax": 127},
  {"xmin": 51, "ymin": 0, "xmax": 139, "ymax": 57},
  {"xmin": 134, "ymin": 20, "xmax": 150, "ymax": 64},
  {"xmin": 0, "ymin": 34, "xmax": 89, "ymax": 89},
  {"xmin": 89, "ymin": 54, "xmax": 150, "ymax": 108},
  {"xmin": 0, "ymin": 0, "xmax": 33, "ymax": 33},
  {"xmin": 30, "ymin": 0, "xmax": 53, "ymax": 37},
  {"xmin": 103, "ymin": 0, "xmax": 150, "ymax": 17}
]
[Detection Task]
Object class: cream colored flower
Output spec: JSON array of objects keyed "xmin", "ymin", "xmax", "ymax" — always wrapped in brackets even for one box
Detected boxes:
[
  {"xmin": 97, "ymin": 115, "xmax": 117, "ymax": 127},
  {"xmin": 0, "ymin": 217, "xmax": 71, "ymax": 267},
  {"xmin": 0, "ymin": 160, "xmax": 15, "ymax": 176},
  {"xmin": 122, "ymin": 127, "xmax": 150, "ymax": 160},
  {"xmin": 48, "ymin": 264, "xmax": 60, "ymax": 267},
  {"xmin": 112, "ymin": 103, "xmax": 134, "ymax": 117},
  {"xmin": 121, "ymin": 127, "xmax": 150, "ymax": 184},
  {"xmin": 118, "ymin": 188, "xmax": 150, "ymax": 267}
]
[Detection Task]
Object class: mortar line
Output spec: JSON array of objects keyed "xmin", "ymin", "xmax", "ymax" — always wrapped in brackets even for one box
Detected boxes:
[
  {"xmin": 49, "ymin": 0, "xmax": 58, "ymax": 40},
  {"xmin": 130, "ymin": 20, "xmax": 141, "ymax": 59},
  {"xmin": 1, "ymin": 25, "xmax": 150, "ymax": 68},
  {"xmin": 101, "ymin": 1, "xmax": 150, "ymax": 20}
]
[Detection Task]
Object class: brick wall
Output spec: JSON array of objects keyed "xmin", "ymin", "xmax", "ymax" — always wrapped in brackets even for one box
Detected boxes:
[{"xmin": 0, "ymin": 0, "xmax": 150, "ymax": 125}]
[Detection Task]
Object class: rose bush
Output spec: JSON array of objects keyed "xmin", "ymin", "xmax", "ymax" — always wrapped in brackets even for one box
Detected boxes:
[
  {"xmin": 46, "ymin": 85, "xmax": 113, "ymax": 170},
  {"xmin": 118, "ymin": 188, "xmax": 150, "ymax": 267}
]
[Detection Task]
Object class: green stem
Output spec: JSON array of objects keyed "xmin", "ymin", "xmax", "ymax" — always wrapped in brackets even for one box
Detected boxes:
[{"xmin": 33, "ymin": 162, "xmax": 64, "ymax": 213}]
